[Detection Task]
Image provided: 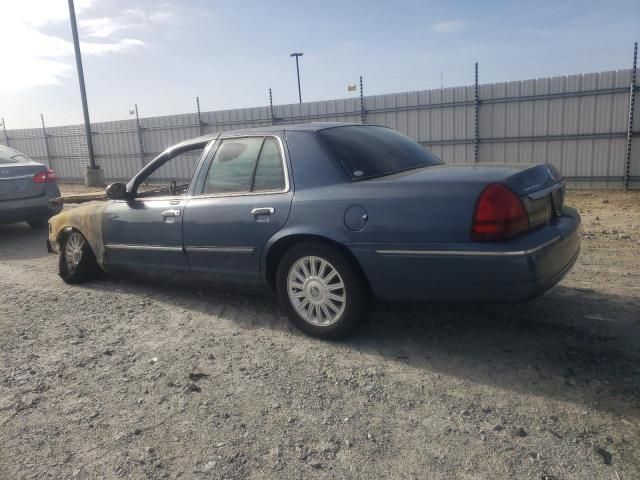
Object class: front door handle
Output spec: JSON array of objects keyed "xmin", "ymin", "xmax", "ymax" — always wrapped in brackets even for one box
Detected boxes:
[
  {"xmin": 161, "ymin": 209, "xmax": 181, "ymax": 217},
  {"xmin": 251, "ymin": 207, "xmax": 274, "ymax": 216}
]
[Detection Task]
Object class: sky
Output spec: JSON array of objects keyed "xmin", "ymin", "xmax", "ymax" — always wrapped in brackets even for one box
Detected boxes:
[{"xmin": 1, "ymin": 0, "xmax": 638, "ymax": 129}]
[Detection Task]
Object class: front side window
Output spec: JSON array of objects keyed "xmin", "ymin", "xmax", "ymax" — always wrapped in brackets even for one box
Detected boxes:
[
  {"xmin": 317, "ymin": 125, "xmax": 442, "ymax": 180},
  {"xmin": 136, "ymin": 147, "xmax": 203, "ymax": 198},
  {"xmin": 203, "ymin": 136, "xmax": 286, "ymax": 195}
]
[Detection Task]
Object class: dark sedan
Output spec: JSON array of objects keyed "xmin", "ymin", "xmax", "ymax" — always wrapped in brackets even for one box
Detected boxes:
[
  {"xmin": 48, "ymin": 123, "xmax": 580, "ymax": 338},
  {"xmin": 0, "ymin": 144, "xmax": 62, "ymax": 228}
]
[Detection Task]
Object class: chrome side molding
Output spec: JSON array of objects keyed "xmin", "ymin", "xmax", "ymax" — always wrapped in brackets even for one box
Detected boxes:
[{"xmin": 374, "ymin": 236, "xmax": 562, "ymax": 257}]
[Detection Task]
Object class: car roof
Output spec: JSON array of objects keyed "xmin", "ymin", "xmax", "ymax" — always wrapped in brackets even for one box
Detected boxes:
[
  {"xmin": 165, "ymin": 121, "xmax": 373, "ymax": 156},
  {"xmin": 225, "ymin": 121, "xmax": 361, "ymax": 136},
  {"xmin": 181, "ymin": 122, "xmax": 362, "ymax": 145}
]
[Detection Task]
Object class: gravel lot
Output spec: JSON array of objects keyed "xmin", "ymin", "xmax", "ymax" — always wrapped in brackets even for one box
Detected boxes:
[{"xmin": 1, "ymin": 189, "xmax": 639, "ymax": 479}]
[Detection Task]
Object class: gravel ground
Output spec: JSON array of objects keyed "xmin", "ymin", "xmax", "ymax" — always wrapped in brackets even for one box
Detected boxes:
[{"xmin": 1, "ymin": 189, "xmax": 639, "ymax": 480}]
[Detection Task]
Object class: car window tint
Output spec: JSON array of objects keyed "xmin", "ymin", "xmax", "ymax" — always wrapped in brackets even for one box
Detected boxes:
[
  {"xmin": 317, "ymin": 125, "xmax": 442, "ymax": 180},
  {"xmin": 252, "ymin": 138, "xmax": 285, "ymax": 192},
  {"xmin": 203, "ymin": 137, "xmax": 263, "ymax": 194},
  {"xmin": 203, "ymin": 137, "xmax": 264, "ymax": 193}
]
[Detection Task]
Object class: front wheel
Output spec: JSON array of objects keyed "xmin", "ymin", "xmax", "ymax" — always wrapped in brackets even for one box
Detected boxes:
[
  {"xmin": 58, "ymin": 230, "xmax": 98, "ymax": 284},
  {"xmin": 276, "ymin": 242, "xmax": 369, "ymax": 339}
]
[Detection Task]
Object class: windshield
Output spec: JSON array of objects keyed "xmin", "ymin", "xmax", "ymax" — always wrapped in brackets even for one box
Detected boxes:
[
  {"xmin": 0, "ymin": 145, "xmax": 31, "ymax": 165},
  {"xmin": 317, "ymin": 125, "xmax": 442, "ymax": 180}
]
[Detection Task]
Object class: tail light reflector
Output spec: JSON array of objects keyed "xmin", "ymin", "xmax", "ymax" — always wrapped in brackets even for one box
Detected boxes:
[
  {"xmin": 471, "ymin": 183, "xmax": 529, "ymax": 241},
  {"xmin": 33, "ymin": 169, "xmax": 56, "ymax": 183}
]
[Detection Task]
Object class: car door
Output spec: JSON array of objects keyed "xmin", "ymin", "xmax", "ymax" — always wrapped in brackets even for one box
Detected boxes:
[
  {"xmin": 102, "ymin": 146, "xmax": 205, "ymax": 281},
  {"xmin": 183, "ymin": 135, "xmax": 293, "ymax": 287}
]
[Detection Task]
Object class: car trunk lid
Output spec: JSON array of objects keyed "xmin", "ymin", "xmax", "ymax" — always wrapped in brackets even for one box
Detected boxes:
[
  {"xmin": 363, "ymin": 162, "xmax": 565, "ymax": 241},
  {"xmin": 0, "ymin": 163, "xmax": 47, "ymax": 201}
]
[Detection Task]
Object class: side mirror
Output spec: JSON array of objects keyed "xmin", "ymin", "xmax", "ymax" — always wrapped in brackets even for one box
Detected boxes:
[{"xmin": 106, "ymin": 182, "xmax": 128, "ymax": 200}]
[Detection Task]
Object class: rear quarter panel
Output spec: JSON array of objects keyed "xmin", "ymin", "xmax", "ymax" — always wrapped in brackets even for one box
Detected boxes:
[{"xmin": 281, "ymin": 129, "xmax": 484, "ymax": 245}]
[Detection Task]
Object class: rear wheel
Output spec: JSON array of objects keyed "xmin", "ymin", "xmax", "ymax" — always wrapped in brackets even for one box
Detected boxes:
[
  {"xmin": 58, "ymin": 230, "xmax": 98, "ymax": 284},
  {"xmin": 276, "ymin": 242, "xmax": 368, "ymax": 339}
]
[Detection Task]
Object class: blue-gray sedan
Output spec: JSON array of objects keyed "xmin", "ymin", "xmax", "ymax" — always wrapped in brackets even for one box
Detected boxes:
[
  {"xmin": 48, "ymin": 123, "xmax": 580, "ymax": 338},
  {"xmin": 1, "ymin": 144, "xmax": 62, "ymax": 228}
]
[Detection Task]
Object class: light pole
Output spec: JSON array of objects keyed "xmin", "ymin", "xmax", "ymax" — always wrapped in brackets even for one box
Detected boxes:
[
  {"xmin": 290, "ymin": 52, "xmax": 303, "ymax": 103},
  {"xmin": 67, "ymin": 0, "xmax": 103, "ymax": 186}
]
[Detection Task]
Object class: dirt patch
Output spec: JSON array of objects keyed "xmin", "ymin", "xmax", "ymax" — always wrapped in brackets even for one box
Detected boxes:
[{"xmin": 1, "ymin": 189, "xmax": 638, "ymax": 479}]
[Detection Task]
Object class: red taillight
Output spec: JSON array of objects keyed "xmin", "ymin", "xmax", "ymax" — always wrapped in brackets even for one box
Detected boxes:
[
  {"xmin": 33, "ymin": 169, "xmax": 56, "ymax": 183},
  {"xmin": 471, "ymin": 183, "xmax": 529, "ymax": 241}
]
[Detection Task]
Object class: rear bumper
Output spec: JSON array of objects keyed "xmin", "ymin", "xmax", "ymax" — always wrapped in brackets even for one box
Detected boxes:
[
  {"xmin": 0, "ymin": 188, "xmax": 62, "ymax": 224},
  {"xmin": 350, "ymin": 207, "xmax": 581, "ymax": 302}
]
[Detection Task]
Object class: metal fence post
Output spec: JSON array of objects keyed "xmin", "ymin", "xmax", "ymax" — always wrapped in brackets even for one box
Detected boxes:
[
  {"xmin": 134, "ymin": 104, "xmax": 146, "ymax": 169},
  {"xmin": 196, "ymin": 97, "xmax": 204, "ymax": 136},
  {"xmin": 474, "ymin": 62, "xmax": 480, "ymax": 163},
  {"xmin": 624, "ymin": 42, "xmax": 638, "ymax": 191},
  {"xmin": 1, "ymin": 118, "xmax": 9, "ymax": 147},
  {"xmin": 40, "ymin": 114, "xmax": 53, "ymax": 170},
  {"xmin": 359, "ymin": 76, "xmax": 366, "ymax": 124},
  {"xmin": 269, "ymin": 88, "xmax": 275, "ymax": 125}
]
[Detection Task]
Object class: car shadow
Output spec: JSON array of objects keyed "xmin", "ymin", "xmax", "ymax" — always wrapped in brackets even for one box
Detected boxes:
[
  {"xmin": 353, "ymin": 285, "xmax": 640, "ymax": 418},
  {"xmin": 78, "ymin": 274, "xmax": 640, "ymax": 418},
  {"xmin": 0, "ymin": 222, "xmax": 50, "ymax": 261}
]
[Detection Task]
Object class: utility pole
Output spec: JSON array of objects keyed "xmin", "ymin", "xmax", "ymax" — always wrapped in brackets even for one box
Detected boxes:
[
  {"xmin": 290, "ymin": 52, "xmax": 303, "ymax": 103},
  {"xmin": 68, "ymin": 0, "xmax": 103, "ymax": 186}
]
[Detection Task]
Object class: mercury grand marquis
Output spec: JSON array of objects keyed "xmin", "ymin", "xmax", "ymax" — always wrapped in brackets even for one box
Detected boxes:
[{"xmin": 47, "ymin": 123, "xmax": 581, "ymax": 338}]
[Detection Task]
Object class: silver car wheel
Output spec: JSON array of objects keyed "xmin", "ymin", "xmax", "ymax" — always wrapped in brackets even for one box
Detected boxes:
[
  {"xmin": 65, "ymin": 232, "xmax": 85, "ymax": 272},
  {"xmin": 287, "ymin": 255, "xmax": 346, "ymax": 326}
]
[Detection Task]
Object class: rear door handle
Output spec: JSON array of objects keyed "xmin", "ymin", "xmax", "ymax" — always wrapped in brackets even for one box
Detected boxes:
[
  {"xmin": 161, "ymin": 209, "xmax": 181, "ymax": 217},
  {"xmin": 251, "ymin": 207, "xmax": 274, "ymax": 216}
]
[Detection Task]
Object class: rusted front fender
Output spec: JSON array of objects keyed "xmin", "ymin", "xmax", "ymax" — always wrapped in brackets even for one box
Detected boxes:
[{"xmin": 47, "ymin": 202, "xmax": 109, "ymax": 266}]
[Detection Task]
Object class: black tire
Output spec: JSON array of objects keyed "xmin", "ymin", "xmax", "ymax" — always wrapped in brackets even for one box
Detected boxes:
[
  {"xmin": 276, "ymin": 241, "xmax": 369, "ymax": 339},
  {"xmin": 27, "ymin": 218, "xmax": 48, "ymax": 229},
  {"xmin": 58, "ymin": 230, "xmax": 98, "ymax": 284}
]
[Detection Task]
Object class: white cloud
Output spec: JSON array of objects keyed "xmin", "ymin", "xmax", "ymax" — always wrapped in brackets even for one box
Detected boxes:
[
  {"xmin": 83, "ymin": 38, "xmax": 146, "ymax": 55},
  {"xmin": 80, "ymin": 17, "xmax": 122, "ymax": 38},
  {"xmin": 0, "ymin": 0, "xmax": 176, "ymax": 92},
  {"xmin": 431, "ymin": 20, "xmax": 466, "ymax": 34}
]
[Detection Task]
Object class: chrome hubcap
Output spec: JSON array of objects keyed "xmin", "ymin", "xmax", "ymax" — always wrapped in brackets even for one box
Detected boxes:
[
  {"xmin": 287, "ymin": 256, "xmax": 346, "ymax": 326},
  {"xmin": 65, "ymin": 232, "xmax": 84, "ymax": 272}
]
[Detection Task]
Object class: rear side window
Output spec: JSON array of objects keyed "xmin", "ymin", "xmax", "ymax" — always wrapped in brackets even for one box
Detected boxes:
[
  {"xmin": 0, "ymin": 145, "xmax": 30, "ymax": 165},
  {"xmin": 317, "ymin": 125, "xmax": 442, "ymax": 180},
  {"xmin": 202, "ymin": 136, "xmax": 286, "ymax": 195},
  {"xmin": 203, "ymin": 137, "xmax": 263, "ymax": 194}
]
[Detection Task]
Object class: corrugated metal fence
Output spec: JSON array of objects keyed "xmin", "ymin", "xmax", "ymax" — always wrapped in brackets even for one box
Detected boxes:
[{"xmin": 2, "ymin": 68, "xmax": 639, "ymax": 189}]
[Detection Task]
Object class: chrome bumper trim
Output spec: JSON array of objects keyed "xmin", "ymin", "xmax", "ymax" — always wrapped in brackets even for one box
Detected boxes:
[{"xmin": 374, "ymin": 236, "xmax": 562, "ymax": 257}]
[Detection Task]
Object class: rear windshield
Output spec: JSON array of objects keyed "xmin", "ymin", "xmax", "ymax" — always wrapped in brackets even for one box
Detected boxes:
[
  {"xmin": 317, "ymin": 125, "xmax": 442, "ymax": 180},
  {"xmin": 0, "ymin": 145, "xmax": 30, "ymax": 165}
]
